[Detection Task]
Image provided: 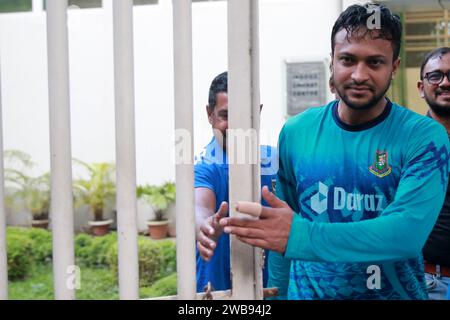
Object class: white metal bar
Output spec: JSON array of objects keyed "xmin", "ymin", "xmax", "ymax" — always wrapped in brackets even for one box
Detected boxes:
[
  {"xmin": 32, "ymin": 0, "xmax": 43, "ymax": 12},
  {"xmin": 0, "ymin": 60, "xmax": 8, "ymax": 300},
  {"xmin": 112, "ymin": 0, "xmax": 140, "ymax": 300},
  {"xmin": 339, "ymin": 0, "xmax": 344, "ymax": 13},
  {"xmin": 46, "ymin": 0, "xmax": 76, "ymax": 300},
  {"xmin": 172, "ymin": 0, "xmax": 197, "ymax": 300},
  {"xmin": 103, "ymin": 0, "xmax": 112, "ymax": 13},
  {"xmin": 228, "ymin": 0, "xmax": 261, "ymax": 300},
  {"xmin": 249, "ymin": 0, "xmax": 264, "ymax": 301}
]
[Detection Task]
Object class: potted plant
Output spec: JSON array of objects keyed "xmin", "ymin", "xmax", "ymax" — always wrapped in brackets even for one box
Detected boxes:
[
  {"xmin": 4, "ymin": 150, "xmax": 51, "ymax": 229},
  {"xmin": 137, "ymin": 182, "xmax": 175, "ymax": 239},
  {"xmin": 73, "ymin": 159, "xmax": 116, "ymax": 236}
]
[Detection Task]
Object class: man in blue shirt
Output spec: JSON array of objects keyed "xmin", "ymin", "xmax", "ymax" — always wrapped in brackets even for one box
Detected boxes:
[
  {"xmin": 418, "ymin": 47, "xmax": 450, "ymax": 300},
  {"xmin": 220, "ymin": 4, "xmax": 449, "ymax": 299},
  {"xmin": 194, "ymin": 71, "xmax": 278, "ymax": 293}
]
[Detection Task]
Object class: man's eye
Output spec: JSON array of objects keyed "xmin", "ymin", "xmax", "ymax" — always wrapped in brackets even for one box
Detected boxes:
[
  {"xmin": 369, "ymin": 59, "xmax": 383, "ymax": 66},
  {"xmin": 341, "ymin": 57, "xmax": 353, "ymax": 63},
  {"xmin": 428, "ymin": 73, "xmax": 442, "ymax": 81}
]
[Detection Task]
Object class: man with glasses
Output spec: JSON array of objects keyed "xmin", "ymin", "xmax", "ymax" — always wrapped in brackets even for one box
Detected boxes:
[{"xmin": 418, "ymin": 47, "xmax": 450, "ymax": 300}]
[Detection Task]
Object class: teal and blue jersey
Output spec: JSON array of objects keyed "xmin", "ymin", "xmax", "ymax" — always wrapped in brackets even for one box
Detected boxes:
[
  {"xmin": 269, "ymin": 99, "xmax": 450, "ymax": 300},
  {"xmin": 194, "ymin": 137, "xmax": 278, "ymax": 293}
]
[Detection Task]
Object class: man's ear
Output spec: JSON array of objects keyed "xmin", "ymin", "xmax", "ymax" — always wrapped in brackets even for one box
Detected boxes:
[
  {"xmin": 417, "ymin": 80, "xmax": 425, "ymax": 99},
  {"xmin": 391, "ymin": 58, "xmax": 401, "ymax": 79},
  {"xmin": 329, "ymin": 52, "xmax": 334, "ymax": 72},
  {"xmin": 206, "ymin": 105, "xmax": 213, "ymax": 124}
]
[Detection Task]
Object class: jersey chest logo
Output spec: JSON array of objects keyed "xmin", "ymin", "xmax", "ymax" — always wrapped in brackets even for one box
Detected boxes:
[{"xmin": 369, "ymin": 150, "xmax": 392, "ymax": 178}]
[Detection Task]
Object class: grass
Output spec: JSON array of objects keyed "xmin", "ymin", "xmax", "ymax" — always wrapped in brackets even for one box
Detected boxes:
[
  {"xmin": 9, "ymin": 264, "xmax": 119, "ymax": 300},
  {"xmin": 140, "ymin": 273, "xmax": 177, "ymax": 298},
  {"xmin": 9, "ymin": 263, "xmax": 177, "ymax": 300}
]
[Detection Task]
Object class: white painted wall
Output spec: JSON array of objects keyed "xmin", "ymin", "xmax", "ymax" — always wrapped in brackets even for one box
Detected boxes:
[{"xmin": 0, "ymin": 0, "xmax": 342, "ymax": 189}]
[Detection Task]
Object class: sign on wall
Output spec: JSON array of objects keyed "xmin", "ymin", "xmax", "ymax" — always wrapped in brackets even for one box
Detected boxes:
[{"xmin": 286, "ymin": 60, "xmax": 328, "ymax": 116}]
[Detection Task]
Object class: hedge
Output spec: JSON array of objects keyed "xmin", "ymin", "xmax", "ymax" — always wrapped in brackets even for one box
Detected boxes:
[
  {"xmin": 108, "ymin": 238, "xmax": 176, "ymax": 287},
  {"xmin": 6, "ymin": 233, "xmax": 34, "ymax": 280},
  {"xmin": 140, "ymin": 273, "xmax": 177, "ymax": 298},
  {"xmin": 75, "ymin": 232, "xmax": 117, "ymax": 268},
  {"xmin": 7, "ymin": 227, "xmax": 52, "ymax": 264},
  {"xmin": 7, "ymin": 227, "xmax": 176, "ymax": 287}
]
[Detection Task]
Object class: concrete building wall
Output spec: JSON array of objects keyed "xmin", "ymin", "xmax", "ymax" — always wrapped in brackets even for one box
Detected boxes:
[{"xmin": 0, "ymin": 0, "xmax": 362, "ymax": 230}]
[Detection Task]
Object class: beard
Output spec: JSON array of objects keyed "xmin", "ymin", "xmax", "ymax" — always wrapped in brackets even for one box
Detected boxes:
[
  {"xmin": 424, "ymin": 88, "xmax": 450, "ymax": 118},
  {"xmin": 334, "ymin": 78, "xmax": 391, "ymax": 111},
  {"xmin": 213, "ymin": 128, "xmax": 227, "ymax": 151}
]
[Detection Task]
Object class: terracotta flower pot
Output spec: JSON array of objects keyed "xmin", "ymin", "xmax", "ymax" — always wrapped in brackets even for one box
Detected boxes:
[
  {"xmin": 88, "ymin": 219, "xmax": 114, "ymax": 236},
  {"xmin": 147, "ymin": 220, "xmax": 169, "ymax": 239},
  {"xmin": 31, "ymin": 219, "xmax": 50, "ymax": 229}
]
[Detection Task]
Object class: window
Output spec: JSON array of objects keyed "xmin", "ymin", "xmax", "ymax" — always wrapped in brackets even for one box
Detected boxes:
[
  {"xmin": 405, "ymin": 11, "xmax": 450, "ymax": 67},
  {"xmin": 43, "ymin": 0, "xmax": 102, "ymax": 10},
  {"xmin": 133, "ymin": 0, "xmax": 158, "ymax": 5},
  {"xmin": 0, "ymin": 0, "xmax": 32, "ymax": 13}
]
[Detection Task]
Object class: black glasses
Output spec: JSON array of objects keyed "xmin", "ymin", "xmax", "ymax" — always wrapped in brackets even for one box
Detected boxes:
[{"xmin": 424, "ymin": 71, "xmax": 450, "ymax": 85}]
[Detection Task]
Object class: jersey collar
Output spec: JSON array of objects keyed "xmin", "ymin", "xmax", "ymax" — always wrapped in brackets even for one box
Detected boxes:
[{"xmin": 332, "ymin": 98, "xmax": 392, "ymax": 132}]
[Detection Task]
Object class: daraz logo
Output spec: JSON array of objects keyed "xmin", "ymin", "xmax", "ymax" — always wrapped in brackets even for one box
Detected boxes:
[
  {"xmin": 311, "ymin": 182, "xmax": 329, "ymax": 214},
  {"xmin": 310, "ymin": 182, "xmax": 385, "ymax": 215}
]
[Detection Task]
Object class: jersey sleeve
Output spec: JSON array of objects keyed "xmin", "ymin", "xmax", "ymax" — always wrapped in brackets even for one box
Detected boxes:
[
  {"xmin": 267, "ymin": 125, "xmax": 298, "ymax": 299},
  {"xmin": 275, "ymin": 126, "xmax": 300, "ymax": 212},
  {"xmin": 194, "ymin": 162, "xmax": 217, "ymax": 191},
  {"xmin": 285, "ymin": 121, "xmax": 450, "ymax": 263}
]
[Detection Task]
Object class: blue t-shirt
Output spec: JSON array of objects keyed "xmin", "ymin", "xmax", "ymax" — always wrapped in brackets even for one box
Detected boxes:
[
  {"xmin": 270, "ymin": 99, "xmax": 450, "ymax": 300},
  {"xmin": 194, "ymin": 137, "xmax": 278, "ymax": 293}
]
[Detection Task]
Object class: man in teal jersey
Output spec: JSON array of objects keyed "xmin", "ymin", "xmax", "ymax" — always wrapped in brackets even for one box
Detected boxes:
[{"xmin": 219, "ymin": 3, "xmax": 450, "ymax": 299}]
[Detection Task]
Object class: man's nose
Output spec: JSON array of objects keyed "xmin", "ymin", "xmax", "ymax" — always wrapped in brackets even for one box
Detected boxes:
[{"xmin": 351, "ymin": 63, "xmax": 370, "ymax": 84}]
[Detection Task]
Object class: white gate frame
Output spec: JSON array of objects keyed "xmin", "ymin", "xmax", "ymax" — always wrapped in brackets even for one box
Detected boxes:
[
  {"xmin": 228, "ymin": 0, "xmax": 263, "ymax": 300},
  {"xmin": 112, "ymin": 0, "xmax": 140, "ymax": 300},
  {"xmin": 172, "ymin": 0, "xmax": 197, "ymax": 300},
  {"xmin": 0, "ymin": 0, "xmax": 267, "ymax": 301},
  {"xmin": 46, "ymin": 0, "xmax": 76, "ymax": 300},
  {"xmin": 0, "ymin": 58, "xmax": 8, "ymax": 300}
]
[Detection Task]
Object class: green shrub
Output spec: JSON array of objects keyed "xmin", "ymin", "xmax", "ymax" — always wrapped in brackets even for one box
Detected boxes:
[
  {"xmin": 7, "ymin": 227, "xmax": 52, "ymax": 264},
  {"xmin": 26, "ymin": 228, "xmax": 52, "ymax": 263},
  {"xmin": 155, "ymin": 240, "xmax": 176, "ymax": 278},
  {"xmin": 75, "ymin": 232, "xmax": 117, "ymax": 267},
  {"xmin": 137, "ymin": 239, "xmax": 165, "ymax": 287},
  {"xmin": 74, "ymin": 233, "xmax": 93, "ymax": 266},
  {"xmin": 107, "ymin": 238, "xmax": 176, "ymax": 287},
  {"xmin": 108, "ymin": 238, "xmax": 162, "ymax": 287},
  {"xmin": 140, "ymin": 273, "xmax": 177, "ymax": 298},
  {"xmin": 74, "ymin": 232, "xmax": 92, "ymax": 248},
  {"xmin": 7, "ymin": 233, "xmax": 34, "ymax": 280},
  {"xmin": 6, "ymin": 227, "xmax": 177, "ymax": 289}
]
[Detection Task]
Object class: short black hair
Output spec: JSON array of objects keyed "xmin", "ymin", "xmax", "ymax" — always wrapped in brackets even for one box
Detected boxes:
[
  {"xmin": 208, "ymin": 71, "xmax": 227, "ymax": 110},
  {"xmin": 420, "ymin": 47, "xmax": 450, "ymax": 79},
  {"xmin": 331, "ymin": 3, "xmax": 402, "ymax": 61}
]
